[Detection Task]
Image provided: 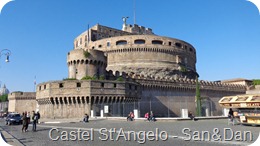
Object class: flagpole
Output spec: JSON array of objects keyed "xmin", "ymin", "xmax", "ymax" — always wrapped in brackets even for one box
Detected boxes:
[{"xmin": 34, "ymin": 76, "xmax": 36, "ymax": 92}]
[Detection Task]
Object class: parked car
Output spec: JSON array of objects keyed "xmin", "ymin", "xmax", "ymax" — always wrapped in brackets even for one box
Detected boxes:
[{"xmin": 5, "ymin": 113, "xmax": 22, "ymax": 125}]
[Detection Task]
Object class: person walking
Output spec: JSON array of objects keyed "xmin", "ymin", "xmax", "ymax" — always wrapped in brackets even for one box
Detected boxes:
[
  {"xmin": 32, "ymin": 111, "xmax": 38, "ymax": 132},
  {"xmin": 36, "ymin": 111, "xmax": 40, "ymax": 124},
  {"xmin": 228, "ymin": 108, "xmax": 234, "ymax": 125},
  {"xmin": 21, "ymin": 112, "xmax": 27, "ymax": 132},
  {"xmin": 83, "ymin": 114, "xmax": 89, "ymax": 123},
  {"xmin": 25, "ymin": 111, "xmax": 30, "ymax": 132}
]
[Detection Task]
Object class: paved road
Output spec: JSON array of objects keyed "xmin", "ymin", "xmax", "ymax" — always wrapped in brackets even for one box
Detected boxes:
[{"xmin": 0, "ymin": 119, "xmax": 259, "ymax": 146}]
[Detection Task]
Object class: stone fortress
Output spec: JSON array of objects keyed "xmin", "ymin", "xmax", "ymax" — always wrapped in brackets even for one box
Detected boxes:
[{"xmin": 9, "ymin": 19, "xmax": 247, "ymax": 119}]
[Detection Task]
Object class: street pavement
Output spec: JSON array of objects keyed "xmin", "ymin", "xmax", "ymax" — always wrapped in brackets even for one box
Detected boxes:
[{"xmin": 0, "ymin": 118, "xmax": 259, "ymax": 146}]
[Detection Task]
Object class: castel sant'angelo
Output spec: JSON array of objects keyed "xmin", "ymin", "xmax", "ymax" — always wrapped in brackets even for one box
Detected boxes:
[{"xmin": 8, "ymin": 19, "xmax": 247, "ymax": 119}]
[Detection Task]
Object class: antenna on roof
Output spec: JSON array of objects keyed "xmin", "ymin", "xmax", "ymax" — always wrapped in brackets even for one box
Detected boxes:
[{"xmin": 133, "ymin": 0, "xmax": 136, "ymax": 24}]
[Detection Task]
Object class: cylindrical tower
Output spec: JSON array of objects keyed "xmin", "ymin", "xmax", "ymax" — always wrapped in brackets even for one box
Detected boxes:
[
  {"xmin": 89, "ymin": 35, "xmax": 197, "ymax": 79},
  {"xmin": 67, "ymin": 49, "xmax": 107, "ymax": 80}
]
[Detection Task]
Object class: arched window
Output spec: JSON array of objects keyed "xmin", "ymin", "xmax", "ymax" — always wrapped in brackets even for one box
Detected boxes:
[
  {"xmin": 152, "ymin": 40, "xmax": 163, "ymax": 45},
  {"xmin": 189, "ymin": 48, "xmax": 193, "ymax": 52},
  {"xmin": 175, "ymin": 42, "xmax": 182, "ymax": 48},
  {"xmin": 116, "ymin": 40, "xmax": 127, "ymax": 45},
  {"xmin": 134, "ymin": 39, "xmax": 145, "ymax": 44}
]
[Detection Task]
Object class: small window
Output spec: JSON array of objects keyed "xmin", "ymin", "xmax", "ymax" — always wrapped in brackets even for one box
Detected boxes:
[
  {"xmin": 77, "ymin": 83, "xmax": 81, "ymax": 88},
  {"xmin": 129, "ymin": 84, "xmax": 132, "ymax": 90},
  {"xmin": 116, "ymin": 40, "xmax": 127, "ymax": 45},
  {"xmin": 114, "ymin": 83, "xmax": 117, "ymax": 88},
  {"xmin": 44, "ymin": 85, "xmax": 46, "ymax": 89},
  {"xmin": 39, "ymin": 86, "xmax": 41, "ymax": 91},
  {"xmin": 175, "ymin": 42, "xmax": 182, "ymax": 48},
  {"xmin": 107, "ymin": 42, "xmax": 110, "ymax": 47},
  {"xmin": 134, "ymin": 39, "xmax": 145, "ymax": 44},
  {"xmin": 76, "ymin": 69, "xmax": 78, "ymax": 74},
  {"xmin": 101, "ymin": 83, "xmax": 104, "ymax": 87},
  {"xmin": 91, "ymin": 34, "xmax": 96, "ymax": 41},
  {"xmin": 152, "ymin": 40, "xmax": 163, "ymax": 45},
  {"xmin": 189, "ymin": 48, "xmax": 193, "ymax": 52},
  {"xmin": 98, "ymin": 45, "xmax": 102, "ymax": 48},
  {"xmin": 59, "ymin": 83, "xmax": 64, "ymax": 88},
  {"xmin": 169, "ymin": 42, "xmax": 172, "ymax": 46}
]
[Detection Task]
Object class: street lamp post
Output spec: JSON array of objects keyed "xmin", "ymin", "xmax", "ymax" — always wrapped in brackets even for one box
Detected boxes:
[{"xmin": 0, "ymin": 49, "xmax": 11, "ymax": 63}]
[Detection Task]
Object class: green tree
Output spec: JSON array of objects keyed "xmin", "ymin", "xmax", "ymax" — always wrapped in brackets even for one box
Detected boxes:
[
  {"xmin": 253, "ymin": 79, "xmax": 260, "ymax": 86},
  {"xmin": 0, "ymin": 94, "xmax": 8, "ymax": 102},
  {"xmin": 195, "ymin": 76, "xmax": 201, "ymax": 116}
]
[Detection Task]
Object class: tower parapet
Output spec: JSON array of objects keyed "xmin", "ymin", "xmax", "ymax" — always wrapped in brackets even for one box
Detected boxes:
[{"xmin": 67, "ymin": 49, "xmax": 107, "ymax": 80}]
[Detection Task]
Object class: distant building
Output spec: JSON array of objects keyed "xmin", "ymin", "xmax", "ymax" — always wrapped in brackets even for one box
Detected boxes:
[
  {"xmin": 0, "ymin": 84, "xmax": 9, "ymax": 116},
  {"xmin": 8, "ymin": 92, "xmax": 36, "ymax": 114},
  {"xmin": 0, "ymin": 84, "xmax": 9, "ymax": 96},
  {"xmin": 221, "ymin": 78, "xmax": 253, "ymax": 87}
]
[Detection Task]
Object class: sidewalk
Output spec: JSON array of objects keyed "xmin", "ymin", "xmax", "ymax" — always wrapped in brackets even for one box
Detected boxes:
[
  {"xmin": 39, "ymin": 116, "xmax": 228, "ymax": 124},
  {"xmin": 0, "ymin": 127, "xmax": 24, "ymax": 146}
]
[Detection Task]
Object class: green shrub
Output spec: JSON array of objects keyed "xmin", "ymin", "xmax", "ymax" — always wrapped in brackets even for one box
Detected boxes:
[
  {"xmin": 100, "ymin": 75, "xmax": 105, "ymax": 80},
  {"xmin": 92, "ymin": 75, "xmax": 98, "ymax": 80},
  {"xmin": 116, "ymin": 77, "xmax": 124, "ymax": 81},
  {"xmin": 63, "ymin": 78, "xmax": 77, "ymax": 80},
  {"xmin": 180, "ymin": 65, "xmax": 187, "ymax": 72},
  {"xmin": 81, "ymin": 76, "xmax": 93, "ymax": 80},
  {"xmin": 84, "ymin": 51, "xmax": 90, "ymax": 58}
]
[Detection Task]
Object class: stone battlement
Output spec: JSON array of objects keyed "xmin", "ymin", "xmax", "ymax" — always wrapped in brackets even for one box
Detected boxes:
[{"xmin": 126, "ymin": 73, "xmax": 245, "ymax": 92}]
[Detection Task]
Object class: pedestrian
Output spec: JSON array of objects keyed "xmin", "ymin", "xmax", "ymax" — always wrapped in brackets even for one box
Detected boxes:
[
  {"xmin": 25, "ymin": 111, "xmax": 30, "ymax": 132},
  {"xmin": 150, "ymin": 111, "xmax": 155, "ymax": 122},
  {"xmin": 127, "ymin": 112, "xmax": 131, "ymax": 121},
  {"xmin": 144, "ymin": 112, "xmax": 150, "ymax": 121},
  {"xmin": 21, "ymin": 112, "xmax": 27, "ymax": 132},
  {"xmin": 32, "ymin": 111, "xmax": 38, "ymax": 132},
  {"xmin": 228, "ymin": 108, "xmax": 234, "ymax": 125},
  {"xmin": 36, "ymin": 111, "xmax": 40, "ymax": 124},
  {"xmin": 188, "ymin": 112, "xmax": 195, "ymax": 120},
  {"xmin": 130, "ymin": 112, "xmax": 135, "ymax": 121},
  {"xmin": 83, "ymin": 114, "xmax": 89, "ymax": 123}
]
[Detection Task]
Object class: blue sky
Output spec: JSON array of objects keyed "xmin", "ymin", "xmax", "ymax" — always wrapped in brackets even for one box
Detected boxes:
[{"xmin": 0, "ymin": 0, "xmax": 259, "ymax": 92}]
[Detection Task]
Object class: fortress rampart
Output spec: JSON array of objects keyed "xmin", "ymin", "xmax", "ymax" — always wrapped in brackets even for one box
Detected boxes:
[
  {"xmin": 8, "ymin": 92, "xmax": 36, "ymax": 114},
  {"xmin": 36, "ymin": 80, "xmax": 141, "ymax": 118}
]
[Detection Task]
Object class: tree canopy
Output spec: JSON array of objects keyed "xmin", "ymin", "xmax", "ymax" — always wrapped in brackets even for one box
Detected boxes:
[
  {"xmin": 253, "ymin": 79, "xmax": 260, "ymax": 86},
  {"xmin": 0, "ymin": 94, "xmax": 8, "ymax": 102}
]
